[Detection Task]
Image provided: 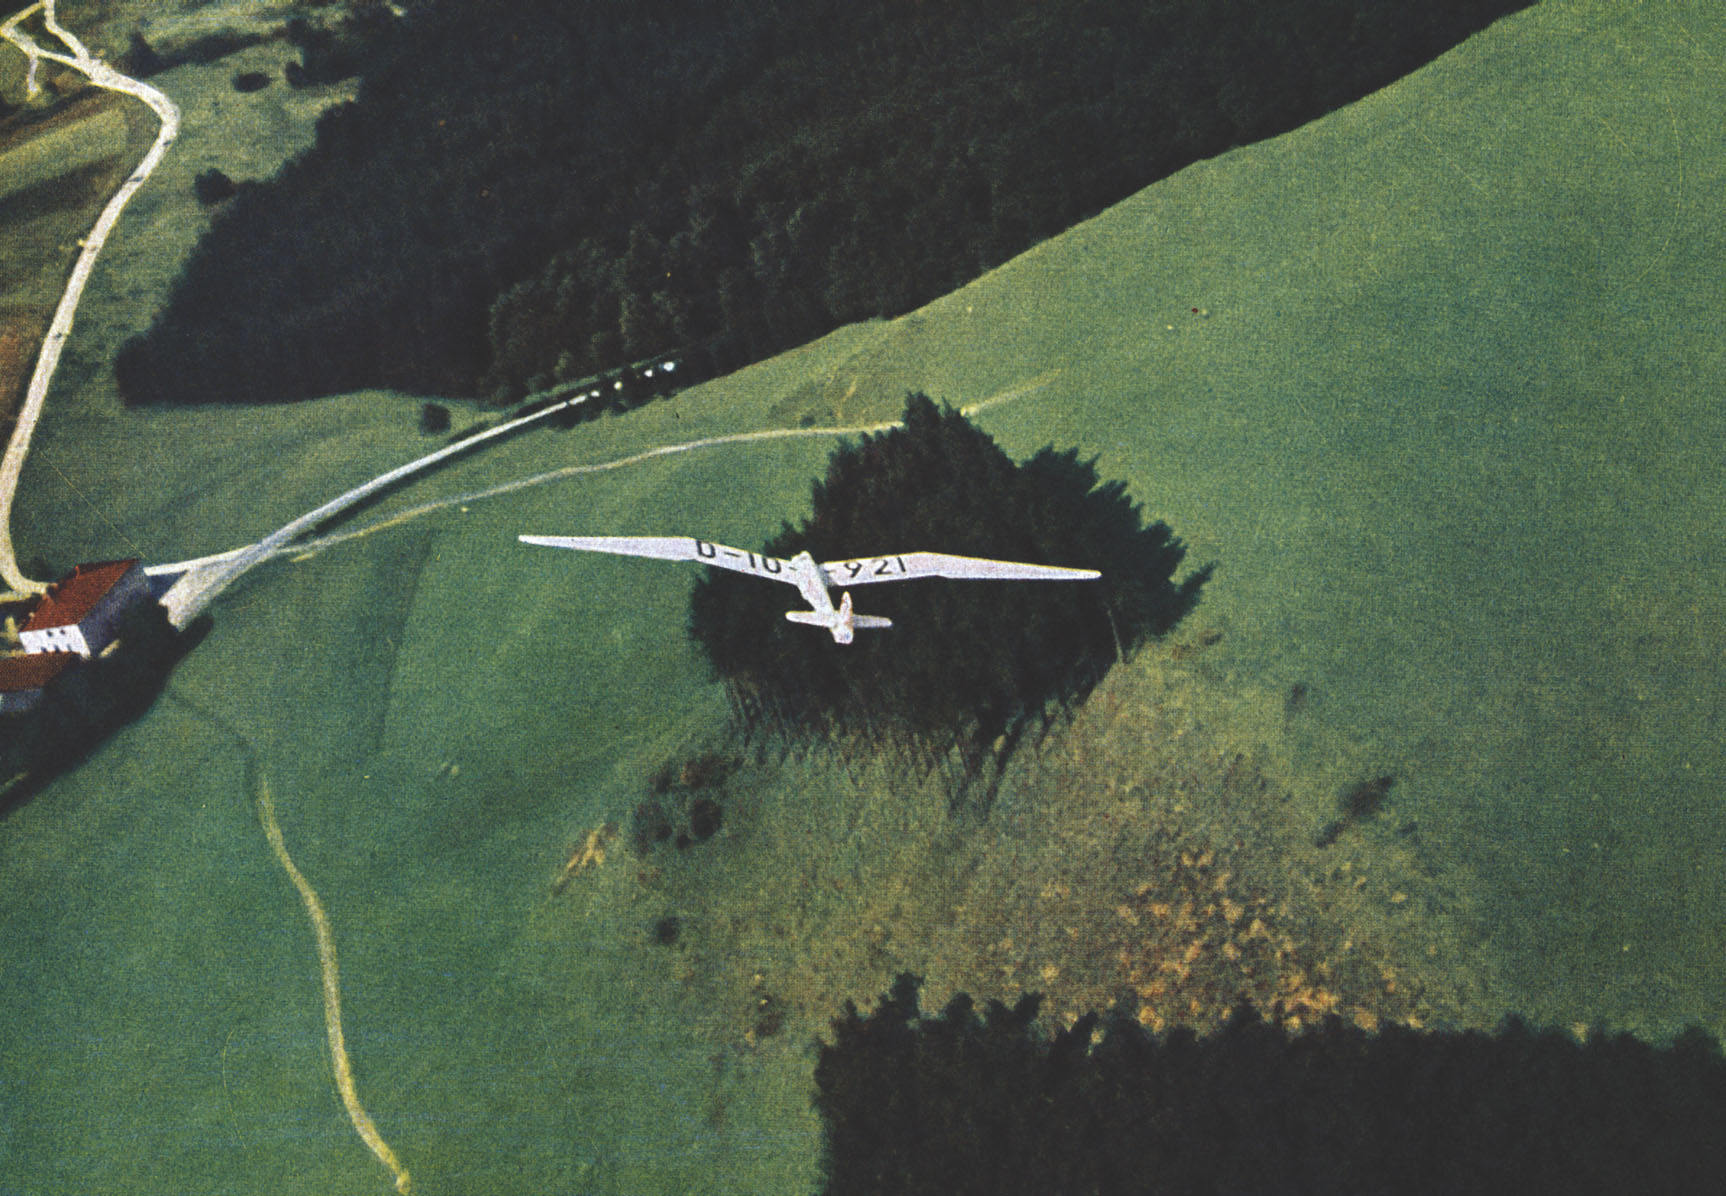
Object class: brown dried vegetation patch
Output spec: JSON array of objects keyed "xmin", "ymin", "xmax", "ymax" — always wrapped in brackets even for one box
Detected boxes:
[
  {"xmin": 606, "ymin": 626, "xmax": 1505, "ymax": 1050},
  {"xmin": 952, "ymin": 638, "xmax": 1498, "ymax": 1039}
]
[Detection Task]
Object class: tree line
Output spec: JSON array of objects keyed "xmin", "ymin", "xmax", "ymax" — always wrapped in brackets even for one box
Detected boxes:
[
  {"xmin": 115, "ymin": 0, "xmax": 1532, "ymax": 406},
  {"xmin": 815, "ymin": 973, "xmax": 1726, "ymax": 1196}
]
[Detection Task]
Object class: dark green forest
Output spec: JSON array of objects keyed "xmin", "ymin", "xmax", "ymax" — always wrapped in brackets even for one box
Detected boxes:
[
  {"xmin": 116, "ymin": 0, "xmax": 1532, "ymax": 406},
  {"xmin": 688, "ymin": 395, "xmax": 1209, "ymax": 758},
  {"xmin": 816, "ymin": 974, "xmax": 1726, "ymax": 1196}
]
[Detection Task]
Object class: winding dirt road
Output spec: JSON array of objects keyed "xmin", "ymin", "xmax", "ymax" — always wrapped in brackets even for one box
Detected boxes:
[{"xmin": 0, "ymin": 1, "xmax": 179, "ymax": 598}]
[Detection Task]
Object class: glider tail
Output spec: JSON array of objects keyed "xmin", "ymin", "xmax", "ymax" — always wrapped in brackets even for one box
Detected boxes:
[{"xmin": 785, "ymin": 591, "xmax": 893, "ymax": 644}]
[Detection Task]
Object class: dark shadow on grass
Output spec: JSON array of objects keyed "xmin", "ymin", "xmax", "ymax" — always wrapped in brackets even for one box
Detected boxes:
[{"xmin": 0, "ymin": 607, "xmax": 210, "ymax": 819}]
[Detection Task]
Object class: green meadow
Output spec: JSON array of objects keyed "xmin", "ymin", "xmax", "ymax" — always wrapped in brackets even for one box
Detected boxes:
[{"xmin": 3, "ymin": 0, "xmax": 1725, "ymax": 1191}]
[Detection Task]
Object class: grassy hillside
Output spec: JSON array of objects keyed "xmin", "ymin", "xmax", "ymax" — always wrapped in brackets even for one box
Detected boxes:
[{"xmin": 3, "ymin": 0, "xmax": 1724, "ymax": 1192}]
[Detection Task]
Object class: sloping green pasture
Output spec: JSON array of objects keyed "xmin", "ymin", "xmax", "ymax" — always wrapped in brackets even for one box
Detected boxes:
[{"xmin": 3, "ymin": 1, "xmax": 1724, "ymax": 1191}]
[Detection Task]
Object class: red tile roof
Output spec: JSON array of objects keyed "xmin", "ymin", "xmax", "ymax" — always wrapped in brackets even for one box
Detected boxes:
[
  {"xmin": 0, "ymin": 652, "xmax": 76, "ymax": 692},
  {"xmin": 21, "ymin": 560, "xmax": 139, "ymax": 632}
]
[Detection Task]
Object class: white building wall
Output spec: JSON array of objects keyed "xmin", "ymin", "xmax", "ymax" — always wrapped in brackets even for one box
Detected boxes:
[{"xmin": 20, "ymin": 624, "xmax": 89, "ymax": 657}]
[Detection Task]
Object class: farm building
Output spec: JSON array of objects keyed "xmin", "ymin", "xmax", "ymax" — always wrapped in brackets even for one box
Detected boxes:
[
  {"xmin": 0, "ymin": 651, "xmax": 75, "ymax": 715},
  {"xmin": 19, "ymin": 560, "xmax": 149, "ymax": 659}
]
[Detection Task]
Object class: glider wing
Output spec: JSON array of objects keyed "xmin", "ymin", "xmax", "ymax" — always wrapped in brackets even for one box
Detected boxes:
[
  {"xmin": 820, "ymin": 551, "xmax": 1100, "ymax": 587},
  {"xmin": 519, "ymin": 535, "xmax": 800, "ymax": 586}
]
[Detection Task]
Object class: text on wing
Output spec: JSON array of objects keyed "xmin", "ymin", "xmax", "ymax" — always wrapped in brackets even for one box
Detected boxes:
[{"xmin": 695, "ymin": 538, "xmax": 784, "ymax": 575}]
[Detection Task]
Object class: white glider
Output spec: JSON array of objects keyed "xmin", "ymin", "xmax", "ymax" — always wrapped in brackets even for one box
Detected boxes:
[{"xmin": 519, "ymin": 534, "xmax": 1100, "ymax": 644}]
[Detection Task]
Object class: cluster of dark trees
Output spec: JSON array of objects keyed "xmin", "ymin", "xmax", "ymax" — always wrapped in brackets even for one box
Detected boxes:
[
  {"xmin": 193, "ymin": 168, "xmax": 238, "ymax": 206},
  {"xmin": 688, "ymin": 395, "xmax": 1209, "ymax": 758},
  {"xmin": 115, "ymin": 0, "xmax": 1533, "ymax": 406},
  {"xmin": 281, "ymin": 11, "xmax": 382, "ymax": 90},
  {"xmin": 816, "ymin": 973, "xmax": 1726, "ymax": 1196},
  {"xmin": 630, "ymin": 749, "xmax": 739, "ymax": 856}
]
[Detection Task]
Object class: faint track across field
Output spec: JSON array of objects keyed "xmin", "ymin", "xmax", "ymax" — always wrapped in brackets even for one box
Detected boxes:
[
  {"xmin": 165, "ymin": 371, "xmax": 1062, "ymax": 572},
  {"xmin": 166, "ymin": 688, "xmax": 415, "ymax": 1195}
]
